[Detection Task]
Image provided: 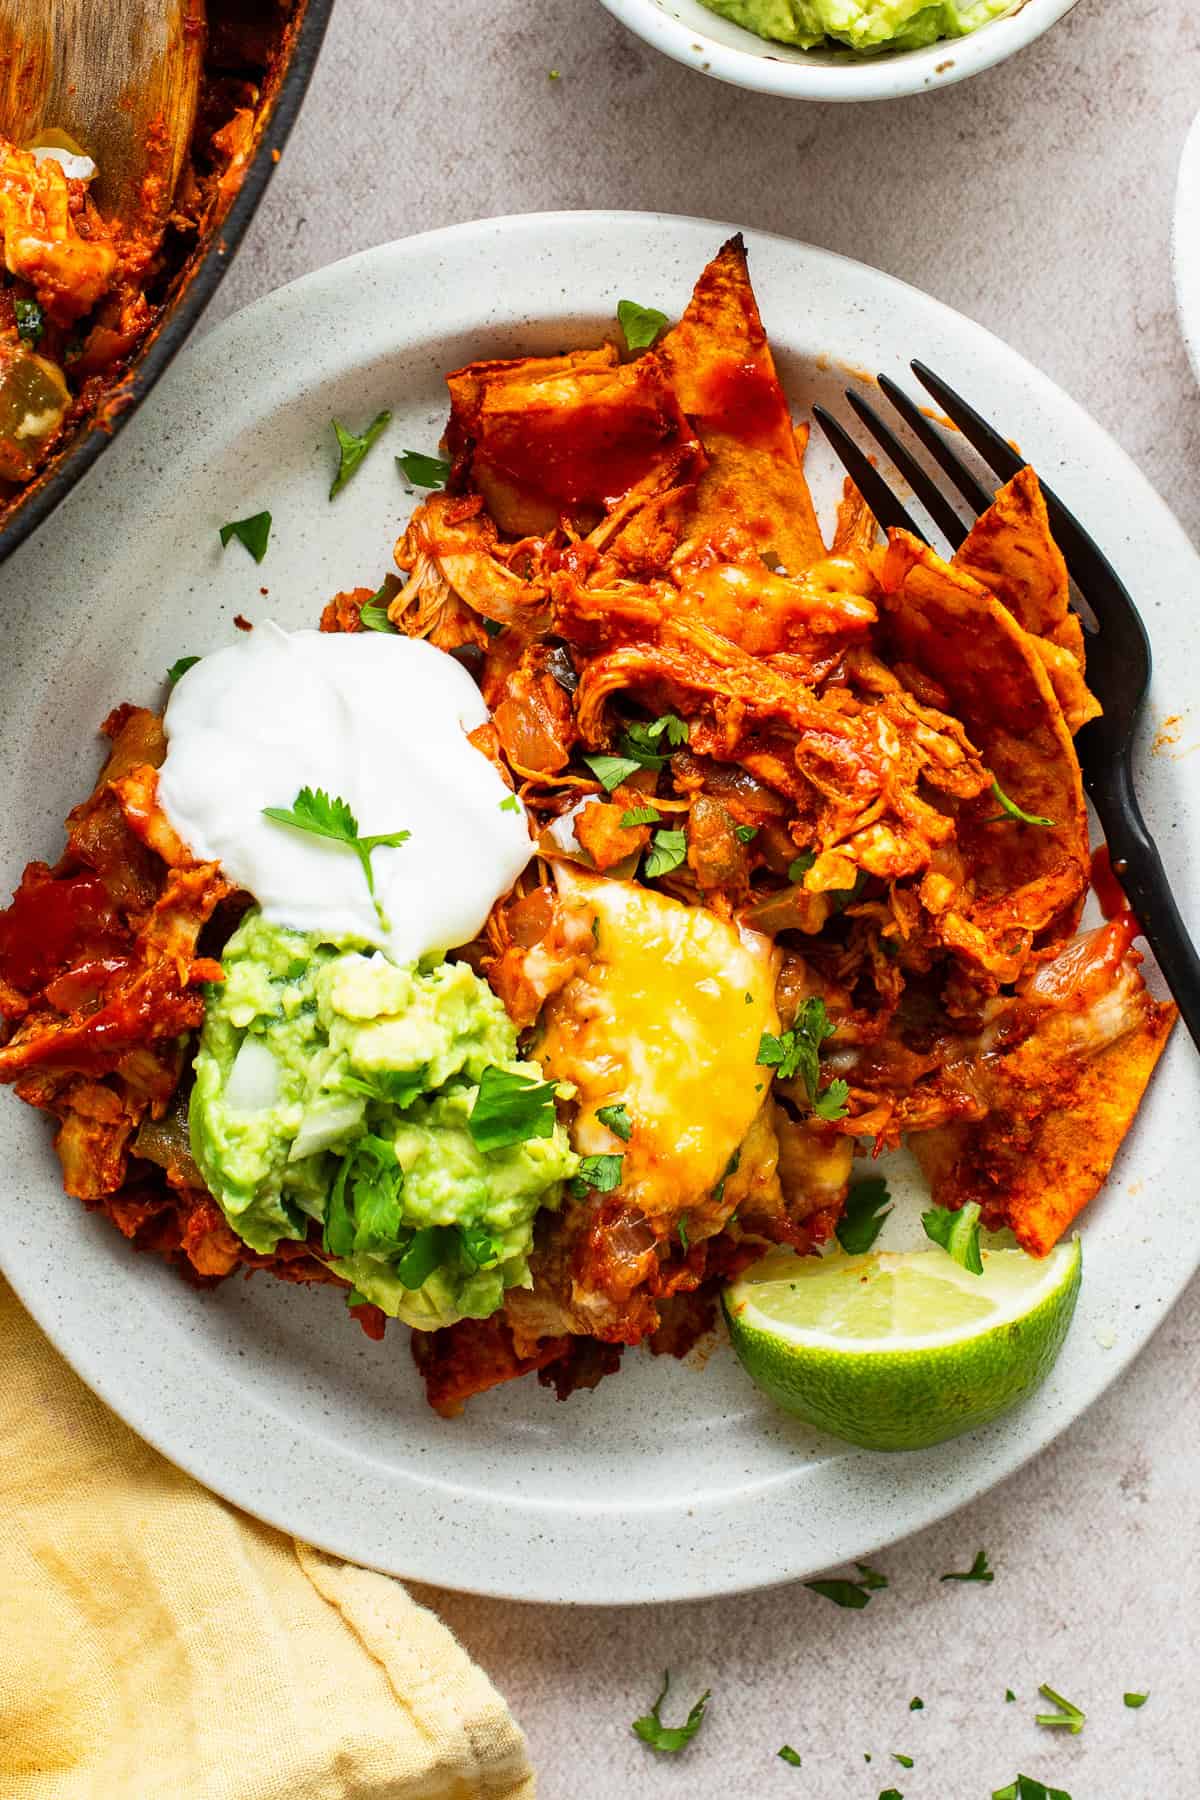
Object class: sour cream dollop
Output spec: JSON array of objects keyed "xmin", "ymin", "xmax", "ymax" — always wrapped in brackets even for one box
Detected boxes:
[{"xmin": 158, "ymin": 623, "xmax": 533, "ymax": 965}]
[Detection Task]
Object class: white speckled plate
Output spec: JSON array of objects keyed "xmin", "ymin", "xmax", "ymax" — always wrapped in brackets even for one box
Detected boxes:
[
  {"xmin": 1173, "ymin": 109, "xmax": 1200, "ymax": 382},
  {"xmin": 0, "ymin": 213, "xmax": 1196, "ymax": 1605}
]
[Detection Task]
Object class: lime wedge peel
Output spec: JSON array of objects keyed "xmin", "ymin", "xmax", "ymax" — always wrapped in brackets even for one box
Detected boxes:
[{"xmin": 724, "ymin": 1240, "xmax": 1082, "ymax": 1454}]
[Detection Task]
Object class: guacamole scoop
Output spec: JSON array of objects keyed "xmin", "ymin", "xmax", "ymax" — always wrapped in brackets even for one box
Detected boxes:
[
  {"xmin": 698, "ymin": 0, "xmax": 1012, "ymax": 52},
  {"xmin": 189, "ymin": 911, "xmax": 577, "ymax": 1330}
]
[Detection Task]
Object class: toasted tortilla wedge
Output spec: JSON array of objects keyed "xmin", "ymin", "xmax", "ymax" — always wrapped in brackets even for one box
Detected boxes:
[
  {"xmin": 656, "ymin": 235, "xmax": 826, "ymax": 575},
  {"xmin": 954, "ymin": 467, "xmax": 1101, "ymax": 733},
  {"xmin": 877, "ymin": 531, "xmax": 1090, "ymax": 973},
  {"xmin": 445, "ymin": 344, "xmax": 701, "ymax": 536}
]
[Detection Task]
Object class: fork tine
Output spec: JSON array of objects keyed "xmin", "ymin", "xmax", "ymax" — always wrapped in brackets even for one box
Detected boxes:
[
  {"xmin": 812, "ymin": 404, "xmax": 927, "ymax": 543},
  {"xmin": 844, "ymin": 388, "xmax": 970, "ymax": 548},
  {"xmin": 877, "ymin": 372, "xmax": 995, "ymax": 519},
  {"xmin": 909, "ymin": 361, "xmax": 1135, "ymax": 630}
]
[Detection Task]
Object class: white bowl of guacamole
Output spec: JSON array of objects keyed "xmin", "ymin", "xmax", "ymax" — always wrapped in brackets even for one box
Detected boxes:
[{"xmin": 597, "ymin": 0, "xmax": 1085, "ymax": 101}]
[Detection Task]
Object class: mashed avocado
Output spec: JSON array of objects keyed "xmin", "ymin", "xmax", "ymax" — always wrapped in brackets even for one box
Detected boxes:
[
  {"xmin": 190, "ymin": 910, "xmax": 577, "ymax": 1329},
  {"xmin": 699, "ymin": 0, "xmax": 1011, "ymax": 52}
]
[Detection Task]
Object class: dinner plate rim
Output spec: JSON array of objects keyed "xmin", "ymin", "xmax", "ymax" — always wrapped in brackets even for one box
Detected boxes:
[
  {"xmin": 1, "ymin": 209, "xmax": 1197, "ymax": 1605},
  {"xmin": 1173, "ymin": 109, "xmax": 1200, "ymax": 385}
]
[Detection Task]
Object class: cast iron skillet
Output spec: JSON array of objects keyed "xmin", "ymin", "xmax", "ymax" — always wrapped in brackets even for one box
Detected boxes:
[{"xmin": 0, "ymin": 0, "xmax": 335, "ymax": 569}]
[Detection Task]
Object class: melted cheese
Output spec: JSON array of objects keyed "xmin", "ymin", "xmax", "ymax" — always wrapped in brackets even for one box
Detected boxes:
[{"xmin": 537, "ymin": 868, "xmax": 779, "ymax": 1219}]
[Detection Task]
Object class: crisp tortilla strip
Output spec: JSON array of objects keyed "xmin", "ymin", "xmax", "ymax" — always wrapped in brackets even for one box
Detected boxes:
[
  {"xmin": 913, "ymin": 923, "xmax": 1176, "ymax": 1254},
  {"xmin": 877, "ymin": 531, "xmax": 1089, "ymax": 966},
  {"xmin": 832, "ymin": 476, "xmax": 879, "ymax": 557},
  {"xmin": 445, "ymin": 345, "xmax": 700, "ymax": 536},
  {"xmin": 656, "ymin": 234, "xmax": 826, "ymax": 574},
  {"xmin": 954, "ymin": 467, "xmax": 1101, "ymax": 733}
]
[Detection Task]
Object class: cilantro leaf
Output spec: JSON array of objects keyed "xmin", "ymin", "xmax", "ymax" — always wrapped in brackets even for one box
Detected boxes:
[
  {"xmin": 644, "ymin": 827, "xmax": 687, "ymax": 880},
  {"xmin": 678, "ymin": 1215, "xmax": 690, "ymax": 1252},
  {"xmin": 631, "ymin": 1670, "xmax": 709, "ymax": 1755},
  {"xmin": 1005, "ymin": 1690, "xmax": 1017, "ymax": 1703},
  {"xmin": 346, "ymin": 1134, "xmax": 405, "ymax": 1253},
  {"xmin": 777, "ymin": 1745, "xmax": 802, "ymax": 1767},
  {"xmin": 855, "ymin": 1562, "xmax": 888, "ymax": 1590},
  {"xmin": 262, "ymin": 786, "xmax": 409, "ymax": 921},
  {"xmin": 986, "ymin": 777, "xmax": 1055, "ymax": 829},
  {"xmin": 941, "ymin": 1548, "xmax": 993, "ymax": 1583},
  {"xmin": 14, "ymin": 295, "xmax": 43, "ymax": 345},
  {"xmin": 459, "ymin": 1221, "xmax": 504, "ymax": 1269},
  {"xmin": 596, "ymin": 1102, "xmax": 632, "ymax": 1141},
  {"xmin": 735, "ymin": 824, "xmax": 758, "ymax": 844},
  {"xmin": 909, "ymin": 1697, "xmax": 924, "ymax": 1711},
  {"xmin": 468, "ymin": 1065, "xmax": 558, "ymax": 1152},
  {"xmin": 338, "ymin": 1068, "xmax": 426, "ymax": 1108},
  {"xmin": 757, "ymin": 998, "xmax": 846, "ymax": 1118},
  {"xmin": 395, "ymin": 1225, "xmax": 443, "ymax": 1289},
  {"xmin": 879, "ymin": 1790, "xmax": 904, "ymax": 1799},
  {"xmin": 329, "ymin": 409, "xmax": 391, "ymax": 498},
  {"xmin": 893, "ymin": 1754, "xmax": 914, "ymax": 1768},
  {"xmin": 499, "ymin": 794, "xmax": 522, "ymax": 814},
  {"xmin": 166, "ymin": 655, "xmax": 200, "ymax": 685},
  {"xmin": 1124, "ymin": 1691, "xmax": 1149, "ymax": 1708},
  {"xmin": 359, "ymin": 584, "xmax": 398, "ymax": 633},
  {"xmin": 583, "ymin": 751, "xmax": 643, "ymax": 792},
  {"xmin": 923, "ymin": 1201, "xmax": 984, "ymax": 1275},
  {"xmin": 619, "ymin": 713, "xmax": 689, "ymax": 767},
  {"xmin": 1035, "ymin": 1683, "xmax": 1086, "ymax": 1735},
  {"xmin": 397, "ymin": 450, "xmax": 451, "ymax": 488},
  {"xmin": 620, "ymin": 806, "xmax": 662, "ymax": 829},
  {"xmin": 788, "ymin": 850, "xmax": 817, "ymax": 883},
  {"xmin": 219, "ymin": 510, "xmax": 272, "ymax": 562},
  {"xmin": 993, "ymin": 1778, "xmax": 1073, "ymax": 1800},
  {"xmin": 618, "ymin": 299, "xmax": 670, "ymax": 353},
  {"xmin": 836, "ymin": 1177, "xmax": 892, "ymax": 1254},
  {"xmin": 570, "ymin": 1152, "xmax": 623, "ymax": 1197},
  {"xmin": 323, "ymin": 1155, "xmax": 355, "ymax": 1257},
  {"xmin": 804, "ymin": 1578, "xmax": 872, "ymax": 1610}
]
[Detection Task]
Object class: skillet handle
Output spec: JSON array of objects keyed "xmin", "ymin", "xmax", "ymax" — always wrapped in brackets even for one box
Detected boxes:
[{"xmin": 1087, "ymin": 750, "xmax": 1200, "ymax": 1050}]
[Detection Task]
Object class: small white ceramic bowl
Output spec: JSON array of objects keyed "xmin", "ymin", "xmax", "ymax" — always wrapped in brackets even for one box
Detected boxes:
[{"xmin": 597, "ymin": 0, "xmax": 1084, "ymax": 102}]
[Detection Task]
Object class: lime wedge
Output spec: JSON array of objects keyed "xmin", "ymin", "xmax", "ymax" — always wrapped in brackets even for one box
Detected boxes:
[{"xmin": 723, "ymin": 1239, "xmax": 1081, "ymax": 1452}]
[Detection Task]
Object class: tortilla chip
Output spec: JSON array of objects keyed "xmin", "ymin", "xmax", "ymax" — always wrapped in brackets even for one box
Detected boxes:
[
  {"xmin": 955, "ymin": 467, "xmax": 1101, "ymax": 733},
  {"xmin": 876, "ymin": 531, "xmax": 1089, "ymax": 968},
  {"xmin": 656, "ymin": 235, "xmax": 826, "ymax": 575},
  {"xmin": 446, "ymin": 345, "xmax": 699, "ymax": 536}
]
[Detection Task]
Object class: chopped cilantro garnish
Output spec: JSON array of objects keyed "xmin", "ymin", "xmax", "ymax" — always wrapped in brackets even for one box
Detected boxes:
[
  {"xmin": 395, "ymin": 1224, "xmax": 442, "ymax": 1289},
  {"xmin": 499, "ymin": 794, "xmax": 522, "ymax": 814},
  {"xmin": 583, "ymin": 752, "xmax": 643, "ymax": 791},
  {"xmin": 777, "ymin": 1745, "xmax": 802, "ymax": 1767},
  {"xmin": 166, "ymin": 655, "xmax": 200, "ymax": 685},
  {"xmin": 219, "ymin": 510, "xmax": 272, "ymax": 562},
  {"xmin": 923, "ymin": 1201, "xmax": 984, "ymax": 1276},
  {"xmin": 14, "ymin": 295, "xmax": 43, "ymax": 345},
  {"xmin": 986, "ymin": 777, "xmax": 1055, "ymax": 829},
  {"xmin": 619, "ymin": 713, "xmax": 689, "ymax": 768},
  {"xmin": 788, "ymin": 850, "xmax": 817, "ymax": 883},
  {"xmin": 1035, "ymin": 1684, "xmax": 1085, "ymax": 1735},
  {"xmin": 618, "ymin": 299, "xmax": 670, "ymax": 353},
  {"xmin": 804, "ymin": 1562, "xmax": 886, "ymax": 1609},
  {"xmin": 909, "ymin": 1697, "xmax": 924, "ymax": 1711},
  {"xmin": 325, "ymin": 1135, "xmax": 404, "ymax": 1259},
  {"xmin": 571, "ymin": 1152, "xmax": 623, "ymax": 1197},
  {"xmin": 459, "ymin": 1221, "xmax": 504, "ymax": 1269},
  {"xmin": 878, "ymin": 1789, "xmax": 904, "ymax": 1799},
  {"xmin": 940, "ymin": 1548, "xmax": 993, "ymax": 1583},
  {"xmin": 893, "ymin": 1754, "xmax": 914, "ymax": 1768},
  {"xmin": 329, "ymin": 410, "xmax": 391, "ymax": 498},
  {"xmin": 1005, "ymin": 1689, "xmax": 1017, "ymax": 1703},
  {"xmin": 262, "ymin": 787, "xmax": 408, "ymax": 922},
  {"xmin": 359, "ymin": 584, "xmax": 397, "ymax": 632},
  {"xmin": 339, "ymin": 1068, "xmax": 426, "ymax": 1108},
  {"xmin": 855, "ymin": 1562, "xmax": 888, "ymax": 1590},
  {"xmin": 631, "ymin": 1670, "xmax": 709, "ymax": 1754},
  {"xmin": 596, "ymin": 1102, "xmax": 632, "ymax": 1141},
  {"xmin": 735, "ymin": 824, "xmax": 758, "ymax": 843},
  {"xmin": 644, "ymin": 827, "xmax": 687, "ymax": 880},
  {"xmin": 467, "ymin": 1066, "xmax": 558, "ymax": 1152},
  {"xmin": 757, "ymin": 997, "xmax": 847, "ymax": 1120},
  {"xmin": 1124, "ymin": 1691, "xmax": 1149, "ymax": 1708},
  {"xmin": 678, "ymin": 1215, "xmax": 690, "ymax": 1251},
  {"xmin": 397, "ymin": 450, "xmax": 452, "ymax": 488},
  {"xmin": 620, "ymin": 806, "xmax": 662, "ymax": 829},
  {"xmin": 993, "ymin": 1778, "xmax": 1072, "ymax": 1800}
]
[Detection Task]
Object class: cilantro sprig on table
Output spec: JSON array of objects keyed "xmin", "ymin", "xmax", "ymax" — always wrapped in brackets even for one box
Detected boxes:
[
  {"xmin": 631, "ymin": 1670, "xmax": 709, "ymax": 1754},
  {"xmin": 804, "ymin": 1562, "xmax": 888, "ymax": 1610},
  {"xmin": 329, "ymin": 410, "xmax": 391, "ymax": 498},
  {"xmin": 993, "ymin": 1777, "xmax": 1072, "ymax": 1800},
  {"xmin": 757, "ymin": 996, "xmax": 849, "ymax": 1122},
  {"xmin": 1035, "ymin": 1683, "xmax": 1086, "ymax": 1735},
  {"xmin": 941, "ymin": 1549, "xmax": 994, "ymax": 1584},
  {"xmin": 262, "ymin": 787, "xmax": 409, "ymax": 924}
]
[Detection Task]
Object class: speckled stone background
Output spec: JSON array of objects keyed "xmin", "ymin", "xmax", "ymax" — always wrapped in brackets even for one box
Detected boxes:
[{"xmin": 203, "ymin": 0, "xmax": 1200, "ymax": 1792}]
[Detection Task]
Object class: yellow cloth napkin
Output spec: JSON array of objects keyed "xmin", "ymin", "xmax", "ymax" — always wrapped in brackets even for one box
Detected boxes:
[{"xmin": 0, "ymin": 1277, "xmax": 535, "ymax": 1800}]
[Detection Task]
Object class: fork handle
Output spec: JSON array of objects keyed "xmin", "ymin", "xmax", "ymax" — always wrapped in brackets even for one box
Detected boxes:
[{"xmin": 1087, "ymin": 752, "xmax": 1200, "ymax": 1050}]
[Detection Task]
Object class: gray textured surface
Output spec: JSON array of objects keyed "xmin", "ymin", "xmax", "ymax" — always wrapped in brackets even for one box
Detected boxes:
[{"xmin": 207, "ymin": 0, "xmax": 1200, "ymax": 1791}]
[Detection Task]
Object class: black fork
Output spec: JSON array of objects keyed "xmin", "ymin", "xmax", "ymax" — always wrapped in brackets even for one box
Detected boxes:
[{"xmin": 814, "ymin": 364, "xmax": 1200, "ymax": 1050}]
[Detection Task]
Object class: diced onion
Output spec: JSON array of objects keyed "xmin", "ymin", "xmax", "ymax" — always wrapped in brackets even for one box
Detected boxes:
[
  {"xmin": 31, "ymin": 145, "xmax": 97, "ymax": 180},
  {"xmin": 224, "ymin": 1036, "xmax": 282, "ymax": 1112},
  {"xmin": 287, "ymin": 1098, "xmax": 365, "ymax": 1162}
]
